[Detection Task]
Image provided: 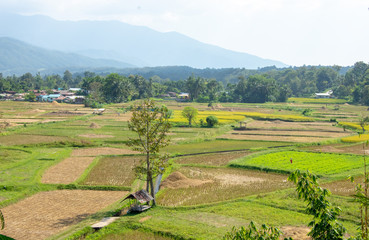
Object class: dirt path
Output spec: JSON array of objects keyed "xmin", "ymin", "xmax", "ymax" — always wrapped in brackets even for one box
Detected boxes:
[{"xmin": 1, "ymin": 190, "xmax": 127, "ymax": 240}]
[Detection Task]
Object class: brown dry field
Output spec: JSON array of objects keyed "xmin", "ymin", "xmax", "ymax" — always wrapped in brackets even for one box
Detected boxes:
[
  {"xmin": 91, "ymin": 112, "xmax": 132, "ymax": 121},
  {"xmin": 175, "ymin": 151, "xmax": 251, "ymax": 166},
  {"xmin": 71, "ymin": 147, "xmax": 138, "ymax": 156},
  {"xmin": 228, "ymin": 129, "xmax": 350, "ymax": 138},
  {"xmin": 219, "ymin": 133, "xmax": 325, "ymax": 143},
  {"xmin": 0, "ymin": 134, "xmax": 69, "ymax": 146},
  {"xmin": 301, "ymin": 143, "xmax": 368, "ymax": 155},
  {"xmin": 42, "ymin": 156, "xmax": 95, "ymax": 184},
  {"xmin": 322, "ymin": 177, "xmax": 360, "ymax": 196},
  {"xmin": 247, "ymin": 120, "xmax": 346, "ymax": 131},
  {"xmin": 157, "ymin": 167, "xmax": 292, "ymax": 206},
  {"xmin": 1, "ymin": 190, "xmax": 127, "ymax": 240},
  {"xmin": 281, "ymin": 226, "xmax": 311, "ymax": 240},
  {"xmin": 1, "ymin": 118, "xmax": 40, "ymax": 123},
  {"xmin": 82, "ymin": 156, "xmax": 143, "ymax": 186}
]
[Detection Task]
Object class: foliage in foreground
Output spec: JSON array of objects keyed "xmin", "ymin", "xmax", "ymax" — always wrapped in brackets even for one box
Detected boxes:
[
  {"xmin": 288, "ymin": 170, "xmax": 346, "ymax": 240},
  {"xmin": 223, "ymin": 221, "xmax": 291, "ymax": 240}
]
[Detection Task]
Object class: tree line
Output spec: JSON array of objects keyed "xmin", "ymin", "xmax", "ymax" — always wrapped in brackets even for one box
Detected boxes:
[{"xmin": 1, "ymin": 61, "xmax": 369, "ymax": 105}]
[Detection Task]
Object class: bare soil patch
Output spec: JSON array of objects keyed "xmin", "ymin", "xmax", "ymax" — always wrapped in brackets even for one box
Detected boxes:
[
  {"xmin": 176, "ymin": 151, "xmax": 250, "ymax": 166},
  {"xmin": 42, "ymin": 156, "xmax": 95, "ymax": 184},
  {"xmin": 281, "ymin": 226, "xmax": 311, "ymax": 240},
  {"xmin": 1, "ymin": 190, "xmax": 126, "ymax": 240},
  {"xmin": 71, "ymin": 147, "xmax": 138, "ymax": 157},
  {"xmin": 79, "ymin": 134, "xmax": 114, "ymax": 138}
]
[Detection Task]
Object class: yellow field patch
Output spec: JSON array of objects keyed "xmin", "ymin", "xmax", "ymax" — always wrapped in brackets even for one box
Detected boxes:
[{"xmin": 170, "ymin": 110, "xmax": 246, "ymax": 124}]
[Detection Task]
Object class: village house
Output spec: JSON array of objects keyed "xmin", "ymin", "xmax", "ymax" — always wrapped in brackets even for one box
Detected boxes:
[
  {"xmin": 176, "ymin": 92, "xmax": 190, "ymax": 102},
  {"xmin": 315, "ymin": 90, "xmax": 333, "ymax": 98}
]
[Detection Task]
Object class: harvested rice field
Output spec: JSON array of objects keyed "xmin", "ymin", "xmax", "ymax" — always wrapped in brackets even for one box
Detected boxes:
[
  {"xmin": 71, "ymin": 147, "xmax": 138, "ymax": 156},
  {"xmin": 82, "ymin": 156, "xmax": 144, "ymax": 186},
  {"xmin": 220, "ymin": 133, "xmax": 327, "ymax": 143},
  {"xmin": 219, "ymin": 120, "xmax": 352, "ymax": 143},
  {"xmin": 322, "ymin": 177, "xmax": 360, "ymax": 196},
  {"xmin": 246, "ymin": 120, "xmax": 345, "ymax": 131},
  {"xmin": 175, "ymin": 151, "xmax": 251, "ymax": 166},
  {"xmin": 301, "ymin": 143, "xmax": 368, "ymax": 155},
  {"xmin": 0, "ymin": 134, "xmax": 70, "ymax": 146},
  {"xmin": 41, "ymin": 156, "xmax": 95, "ymax": 184},
  {"xmin": 226, "ymin": 129, "xmax": 350, "ymax": 138},
  {"xmin": 157, "ymin": 167, "xmax": 292, "ymax": 206},
  {"xmin": 1, "ymin": 190, "xmax": 127, "ymax": 240}
]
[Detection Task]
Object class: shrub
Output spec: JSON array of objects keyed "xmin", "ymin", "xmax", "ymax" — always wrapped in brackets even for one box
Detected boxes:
[
  {"xmin": 223, "ymin": 221, "xmax": 289, "ymax": 240},
  {"xmin": 206, "ymin": 115, "xmax": 219, "ymax": 127}
]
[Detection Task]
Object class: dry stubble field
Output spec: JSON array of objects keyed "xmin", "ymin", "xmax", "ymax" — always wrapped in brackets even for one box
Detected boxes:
[{"xmin": 1, "ymin": 190, "xmax": 127, "ymax": 240}]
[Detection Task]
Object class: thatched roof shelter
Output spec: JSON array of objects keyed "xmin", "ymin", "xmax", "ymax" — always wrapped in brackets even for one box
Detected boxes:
[
  {"xmin": 123, "ymin": 190, "xmax": 153, "ymax": 213},
  {"xmin": 123, "ymin": 189, "xmax": 153, "ymax": 204}
]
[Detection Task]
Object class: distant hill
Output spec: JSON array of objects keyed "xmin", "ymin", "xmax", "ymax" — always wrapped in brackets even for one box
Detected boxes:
[
  {"xmin": 0, "ymin": 13, "xmax": 287, "ymax": 69},
  {"xmin": 0, "ymin": 37, "xmax": 133, "ymax": 75}
]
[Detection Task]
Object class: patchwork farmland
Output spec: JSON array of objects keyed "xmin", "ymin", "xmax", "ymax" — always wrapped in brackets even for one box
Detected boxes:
[{"xmin": 0, "ymin": 100, "xmax": 368, "ymax": 239}]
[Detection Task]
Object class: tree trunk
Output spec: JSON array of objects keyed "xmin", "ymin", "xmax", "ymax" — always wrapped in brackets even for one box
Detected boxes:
[
  {"xmin": 149, "ymin": 174, "xmax": 156, "ymax": 206},
  {"xmin": 146, "ymin": 152, "xmax": 150, "ymax": 193}
]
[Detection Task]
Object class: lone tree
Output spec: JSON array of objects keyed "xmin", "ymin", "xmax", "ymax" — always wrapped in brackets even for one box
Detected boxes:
[
  {"xmin": 126, "ymin": 99, "xmax": 171, "ymax": 206},
  {"xmin": 182, "ymin": 106, "xmax": 198, "ymax": 126},
  {"xmin": 359, "ymin": 115, "xmax": 369, "ymax": 133}
]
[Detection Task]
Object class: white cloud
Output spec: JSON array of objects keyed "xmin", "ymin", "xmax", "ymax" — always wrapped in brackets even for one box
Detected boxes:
[{"xmin": 0, "ymin": 0, "xmax": 368, "ymax": 65}]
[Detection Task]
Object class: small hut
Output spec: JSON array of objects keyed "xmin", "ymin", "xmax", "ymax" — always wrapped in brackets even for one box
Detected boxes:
[{"xmin": 122, "ymin": 189, "xmax": 153, "ymax": 213}]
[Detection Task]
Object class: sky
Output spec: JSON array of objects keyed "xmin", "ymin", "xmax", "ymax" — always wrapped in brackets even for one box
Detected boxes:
[{"xmin": 0, "ymin": 0, "xmax": 368, "ymax": 66}]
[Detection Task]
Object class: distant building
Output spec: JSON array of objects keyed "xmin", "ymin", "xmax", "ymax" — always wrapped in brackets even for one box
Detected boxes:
[
  {"xmin": 315, "ymin": 90, "xmax": 333, "ymax": 99},
  {"xmin": 69, "ymin": 88, "xmax": 81, "ymax": 92},
  {"xmin": 176, "ymin": 92, "xmax": 190, "ymax": 102}
]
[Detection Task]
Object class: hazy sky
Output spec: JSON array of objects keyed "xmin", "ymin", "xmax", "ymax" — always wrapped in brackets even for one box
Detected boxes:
[{"xmin": 1, "ymin": 0, "xmax": 368, "ymax": 66}]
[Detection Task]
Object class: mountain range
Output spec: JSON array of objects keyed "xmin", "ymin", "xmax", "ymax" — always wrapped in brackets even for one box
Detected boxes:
[{"xmin": 0, "ymin": 13, "xmax": 287, "ymax": 74}]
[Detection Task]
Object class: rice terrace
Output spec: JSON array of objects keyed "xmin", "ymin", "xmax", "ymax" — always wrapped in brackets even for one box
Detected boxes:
[{"xmin": 0, "ymin": 96, "xmax": 368, "ymax": 240}]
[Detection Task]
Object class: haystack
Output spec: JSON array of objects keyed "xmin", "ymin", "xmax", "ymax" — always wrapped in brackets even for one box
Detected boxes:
[
  {"xmin": 161, "ymin": 172, "xmax": 212, "ymax": 189},
  {"xmin": 89, "ymin": 122, "xmax": 101, "ymax": 129},
  {"xmin": 51, "ymin": 101, "xmax": 60, "ymax": 106}
]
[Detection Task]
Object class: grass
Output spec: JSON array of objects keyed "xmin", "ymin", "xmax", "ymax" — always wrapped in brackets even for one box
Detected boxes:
[
  {"xmin": 230, "ymin": 150, "xmax": 365, "ymax": 178},
  {"xmin": 84, "ymin": 201, "xmax": 312, "ymax": 240}
]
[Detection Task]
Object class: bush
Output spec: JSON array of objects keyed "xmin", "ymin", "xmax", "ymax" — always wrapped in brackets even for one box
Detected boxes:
[{"xmin": 206, "ymin": 116, "xmax": 219, "ymax": 127}]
